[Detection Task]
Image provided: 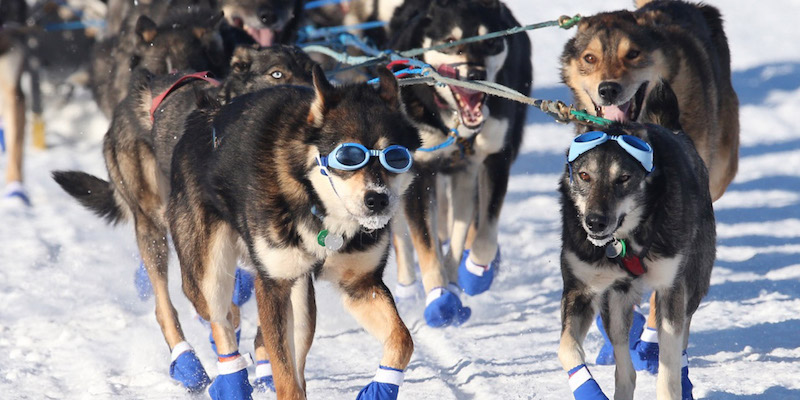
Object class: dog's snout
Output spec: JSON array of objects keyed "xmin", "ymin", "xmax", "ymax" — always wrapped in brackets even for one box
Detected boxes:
[
  {"xmin": 585, "ymin": 213, "xmax": 609, "ymax": 233},
  {"xmin": 258, "ymin": 7, "xmax": 277, "ymax": 25},
  {"xmin": 598, "ymin": 82, "xmax": 622, "ymax": 103},
  {"xmin": 364, "ymin": 191, "xmax": 390, "ymax": 213}
]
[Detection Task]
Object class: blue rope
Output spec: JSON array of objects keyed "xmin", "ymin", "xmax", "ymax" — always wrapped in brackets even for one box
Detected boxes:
[
  {"xmin": 44, "ymin": 19, "xmax": 105, "ymax": 32},
  {"xmin": 304, "ymin": 0, "xmax": 348, "ymax": 10},
  {"xmin": 299, "ymin": 21, "xmax": 386, "ymax": 42},
  {"xmin": 417, "ymin": 129, "xmax": 459, "ymax": 152}
]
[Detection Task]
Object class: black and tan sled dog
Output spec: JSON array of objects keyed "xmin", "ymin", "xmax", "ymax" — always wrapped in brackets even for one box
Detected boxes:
[
  {"xmin": 53, "ymin": 46, "xmax": 315, "ymax": 395},
  {"xmin": 164, "ymin": 66, "xmax": 419, "ymax": 398},
  {"xmin": 561, "ymin": 0, "xmax": 739, "ymax": 202},
  {"xmin": 558, "ymin": 83, "xmax": 715, "ymax": 400}
]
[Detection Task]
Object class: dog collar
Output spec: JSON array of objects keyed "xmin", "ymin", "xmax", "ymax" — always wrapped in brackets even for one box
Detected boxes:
[
  {"xmin": 605, "ymin": 238, "xmax": 646, "ymax": 277},
  {"xmin": 310, "ymin": 205, "xmax": 344, "ymax": 251}
]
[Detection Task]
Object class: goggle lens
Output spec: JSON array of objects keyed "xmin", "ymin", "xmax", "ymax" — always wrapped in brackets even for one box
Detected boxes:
[
  {"xmin": 384, "ymin": 148, "xmax": 411, "ymax": 169},
  {"xmin": 620, "ymin": 135, "xmax": 650, "ymax": 151},
  {"xmin": 336, "ymin": 146, "xmax": 367, "ymax": 166}
]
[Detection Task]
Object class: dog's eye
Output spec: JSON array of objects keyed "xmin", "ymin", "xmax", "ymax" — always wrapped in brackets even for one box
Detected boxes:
[
  {"xmin": 618, "ymin": 175, "xmax": 631, "ymax": 183},
  {"xmin": 626, "ymin": 50, "xmax": 640, "ymax": 60},
  {"xmin": 583, "ymin": 54, "xmax": 597, "ymax": 64},
  {"xmin": 445, "ymin": 37, "xmax": 456, "ymax": 44},
  {"xmin": 270, "ymin": 71, "xmax": 284, "ymax": 79},
  {"xmin": 579, "ymin": 172, "xmax": 591, "ymax": 182}
]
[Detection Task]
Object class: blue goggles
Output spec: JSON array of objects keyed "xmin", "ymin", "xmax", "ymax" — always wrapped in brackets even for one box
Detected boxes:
[
  {"xmin": 317, "ymin": 143, "xmax": 413, "ymax": 175},
  {"xmin": 567, "ymin": 131, "xmax": 654, "ymax": 174}
]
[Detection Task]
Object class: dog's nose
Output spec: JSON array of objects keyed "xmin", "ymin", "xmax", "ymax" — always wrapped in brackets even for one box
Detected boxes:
[
  {"xmin": 258, "ymin": 7, "xmax": 277, "ymax": 25},
  {"xmin": 585, "ymin": 213, "xmax": 609, "ymax": 233},
  {"xmin": 598, "ymin": 82, "xmax": 622, "ymax": 103},
  {"xmin": 467, "ymin": 69, "xmax": 486, "ymax": 81},
  {"xmin": 364, "ymin": 191, "xmax": 390, "ymax": 213}
]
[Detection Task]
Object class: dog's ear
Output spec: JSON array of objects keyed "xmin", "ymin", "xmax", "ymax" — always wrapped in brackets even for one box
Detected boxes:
[
  {"xmin": 642, "ymin": 79, "xmax": 682, "ymax": 131},
  {"xmin": 376, "ymin": 66, "xmax": 400, "ymax": 109},
  {"xmin": 308, "ymin": 64, "xmax": 335, "ymax": 127},
  {"xmin": 135, "ymin": 16, "xmax": 158, "ymax": 43},
  {"xmin": 230, "ymin": 46, "xmax": 254, "ymax": 74}
]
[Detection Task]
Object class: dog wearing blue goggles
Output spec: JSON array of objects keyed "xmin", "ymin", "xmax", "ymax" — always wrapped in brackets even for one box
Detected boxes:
[
  {"xmin": 316, "ymin": 143, "xmax": 413, "ymax": 176},
  {"xmin": 567, "ymin": 131, "xmax": 654, "ymax": 182}
]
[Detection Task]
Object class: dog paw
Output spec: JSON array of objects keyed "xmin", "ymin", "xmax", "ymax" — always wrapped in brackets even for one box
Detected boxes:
[
  {"xmin": 209, "ymin": 354, "xmax": 254, "ymax": 400},
  {"xmin": 457, "ymin": 249, "xmax": 500, "ymax": 296},
  {"xmin": 253, "ymin": 360, "xmax": 275, "ymax": 393},
  {"xmin": 232, "ymin": 268, "xmax": 254, "ymax": 307},
  {"xmin": 681, "ymin": 351, "xmax": 693, "ymax": 400},
  {"xmin": 356, "ymin": 366, "xmax": 403, "ymax": 400},
  {"xmin": 631, "ymin": 327, "xmax": 659, "ymax": 374},
  {"xmin": 394, "ymin": 280, "xmax": 423, "ymax": 304},
  {"xmin": 3, "ymin": 181, "xmax": 31, "ymax": 207},
  {"xmin": 423, "ymin": 284, "xmax": 471, "ymax": 327},
  {"xmin": 134, "ymin": 262, "xmax": 153, "ymax": 301},
  {"xmin": 169, "ymin": 342, "xmax": 211, "ymax": 392},
  {"xmin": 568, "ymin": 365, "xmax": 609, "ymax": 400}
]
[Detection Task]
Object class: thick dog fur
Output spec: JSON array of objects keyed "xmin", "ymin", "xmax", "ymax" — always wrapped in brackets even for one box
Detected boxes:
[
  {"xmin": 91, "ymin": 8, "xmax": 226, "ymax": 118},
  {"xmin": 53, "ymin": 45, "xmax": 315, "ymax": 362},
  {"xmin": 561, "ymin": 0, "xmax": 739, "ymax": 202},
  {"xmin": 388, "ymin": 0, "xmax": 531, "ymax": 302},
  {"xmin": 166, "ymin": 66, "xmax": 419, "ymax": 398},
  {"xmin": 558, "ymin": 84, "xmax": 715, "ymax": 399}
]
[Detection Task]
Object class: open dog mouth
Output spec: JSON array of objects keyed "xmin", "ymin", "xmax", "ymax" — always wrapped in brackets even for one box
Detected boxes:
[
  {"xmin": 232, "ymin": 17, "xmax": 278, "ymax": 47},
  {"xmin": 434, "ymin": 65, "xmax": 487, "ymax": 130},
  {"xmin": 593, "ymin": 82, "xmax": 648, "ymax": 122}
]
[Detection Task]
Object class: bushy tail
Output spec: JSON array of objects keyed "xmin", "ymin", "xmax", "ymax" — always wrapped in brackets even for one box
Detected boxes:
[{"xmin": 52, "ymin": 171, "xmax": 125, "ymax": 224}]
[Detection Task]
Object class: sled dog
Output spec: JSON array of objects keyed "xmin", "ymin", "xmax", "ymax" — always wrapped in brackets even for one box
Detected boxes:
[{"xmin": 558, "ymin": 83, "xmax": 715, "ymax": 400}]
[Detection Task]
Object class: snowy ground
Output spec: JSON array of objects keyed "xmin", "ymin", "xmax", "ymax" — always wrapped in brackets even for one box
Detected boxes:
[{"xmin": 2, "ymin": 0, "xmax": 800, "ymax": 399}]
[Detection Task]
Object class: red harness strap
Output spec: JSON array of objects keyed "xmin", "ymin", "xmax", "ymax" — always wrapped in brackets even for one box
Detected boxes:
[
  {"xmin": 621, "ymin": 254, "xmax": 646, "ymax": 276},
  {"xmin": 150, "ymin": 71, "xmax": 221, "ymax": 122}
]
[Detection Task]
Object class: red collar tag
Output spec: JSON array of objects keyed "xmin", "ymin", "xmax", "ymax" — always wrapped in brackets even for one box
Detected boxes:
[{"xmin": 150, "ymin": 71, "xmax": 221, "ymax": 122}]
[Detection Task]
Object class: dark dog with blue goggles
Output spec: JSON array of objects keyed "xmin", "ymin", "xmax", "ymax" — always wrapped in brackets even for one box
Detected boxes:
[
  {"xmin": 567, "ymin": 131, "xmax": 654, "ymax": 181},
  {"xmin": 317, "ymin": 143, "xmax": 413, "ymax": 176}
]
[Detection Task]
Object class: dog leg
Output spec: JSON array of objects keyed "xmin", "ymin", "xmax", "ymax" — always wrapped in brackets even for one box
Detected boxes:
[
  {"xmin": 253, "ymin": 273, "xmax": 305, "ymax": 399},
  {"xmin": 405, "ymin": 173, "xmax": 447, "ymax": 292},
  {"xmin": 337, "ymin": 268, "xmax": 413, "ymax": 398},
  {"xmin": 392, "ymin": 214, "xmax": 417, "ymax": 287},
  {"xmin": 655, "ymin": 286, "xmax": 688, "ymax": 400},
  {"xmin": 603, "ymin": 290, "xmax": 638, "ymax": 400},
  {"xmin": 0, "ymin": 46, "xmax": 26, "ymax": 185},
  {"xmin": 290, "ymin": 274, "xmax": 316, "ymax": 390},
  {"xmin": 436, "ymin": 174, "xmax": 452, "ymax": 243},
  {"xmin": 444, "ymin": 167, "xmax": 478, "ymax": 283},
  {"xmin": 559, "ymin": 280, "xmax": 607, "ymax": 399}
]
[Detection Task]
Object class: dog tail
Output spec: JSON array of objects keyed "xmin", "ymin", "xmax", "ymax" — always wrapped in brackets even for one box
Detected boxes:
[{"xmin": 52, "ymin": 171, "xmax": 125, "ymax": 225}]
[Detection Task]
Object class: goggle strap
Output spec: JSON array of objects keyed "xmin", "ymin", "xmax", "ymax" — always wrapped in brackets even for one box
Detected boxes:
[
  {"xmin": 316, "ymin": 154, "xmax": 330, "ymax": 176},
  {"xmin": 369, "ymin": 149, "xmax": 381, "ymax": 157}
]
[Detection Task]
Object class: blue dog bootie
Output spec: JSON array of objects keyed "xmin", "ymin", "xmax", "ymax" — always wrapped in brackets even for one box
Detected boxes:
[
  {"xmin": 457, "ymin": 248, "xmax": 500, "ymax": 296},
  {"xmin": 134, "ymin": 261, "xmax": 154, "ymax": 301},
  {"xmin": 632, "ymin": 326, "xmax": 659, "ymax": 374},
  {"xmin": 209, "ymin": 352, "xmax": 254, "ymax": 400},
  {"xmin": 394, "ymin": 280, "xmax": 423, "ymax": 304},
  {"xmin": 232, "ymin": 268, "xmax": 254, "ymax": 306},
  {"xmin": 682, "ymin": 351, "xmax": 694, "ymax": 400},
  {"xmin": 423, "ymin": 283, "xmax": 471, "ymax": 327},
  {"xmin": 594, "ymin": 308, "xmax": 646, "ymax": 365},
  {"xmin": 568, "ymin": 364, "xmax": 608, "ymax": 400},
  {"xmin": 169, "ymin": 342, "xmax": 211, "ymax": 392},
  {"xmin": 356, "ymin": 365, "xmax": 404, "ymax": 400},
  {"xmin": 3, "ymin": 181, "xmax": 30, "ymax": 207},
  {"xmin": 253, "ymin": 360, "xmax": 275, "ymax": 393}
]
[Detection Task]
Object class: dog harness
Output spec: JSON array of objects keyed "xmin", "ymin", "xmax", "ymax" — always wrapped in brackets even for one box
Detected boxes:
[
  {"xmin": 150, "ymin": 71, "xmax": 221, "ymax": 122},
  {"xmin": 605, "ymin": 238, "xmax": 646, "ymax": 277}
]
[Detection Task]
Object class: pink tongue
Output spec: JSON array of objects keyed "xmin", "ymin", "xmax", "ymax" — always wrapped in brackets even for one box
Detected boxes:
[
  {"xmin": 452, "ymin": 86, "xmax": 484, "ymax": 110},
  {"xmin": 245, "ymin": 26, "xmax": 275, "ymax": 47},
  {"xmin": 602, "ymin": 101, "xmax": 631, "ymax": 122}
]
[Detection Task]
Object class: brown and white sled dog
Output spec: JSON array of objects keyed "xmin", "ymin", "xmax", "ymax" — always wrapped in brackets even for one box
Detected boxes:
[
  {"xmin": 387, "ymin": 0, "xmax": 532, "ymax": 327},
  {"xmin": 561, "ymin": 0, "xmax": 739, "ymax": 201},
  {"xmin": 558, "ymin": 83, "xmax": 715, "ymax": 400},
  {"xmin": 53, "ymin": 45, "xmax": 315, "ymax": 392},
  {"xmin": 0, "ymin": 0, "xmax": 28, "ymax": 204},
  {"xmin": 165, "ymin": 66, "xmax": 419, "ymax": 398}
]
